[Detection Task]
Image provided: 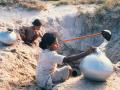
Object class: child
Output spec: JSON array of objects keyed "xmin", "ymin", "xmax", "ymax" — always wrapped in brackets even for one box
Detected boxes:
[
  {"xmin": 36, "ymin": 32, "xmax": 95, "ymax": 90},
  {"xmin": 19, "ymin": 19, "xmax": 46, "ymax": 47}
]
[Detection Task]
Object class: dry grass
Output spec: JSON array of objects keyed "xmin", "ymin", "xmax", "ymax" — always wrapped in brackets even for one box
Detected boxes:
[
  {"xmin": 48, "ymin": 0, "xmax": 120, "ymax": 6},
  {"xmin": 19, "ymin": 1, "xmax": 48, "ymax": 11},
  {"xmin": 51, "ymin": 0, "xmax": 104, "ymax": 6},
  {"xmin": 105, "ymin": 0, "xmax": 120, "ymax": 8},
  {"xmin": 76, "ymin": 0, "xmax": 103, "ymax": 4},
  {"xmin": 52, "ymin": 0, "xmax": 120, "ymax": 11},
  {"xmin": 0, "ymin": 0, "xmax": 48, "ymax": 11},
  {"xmin": 0, "ymin": 0, "xmax": 120, "ymax": 10}
]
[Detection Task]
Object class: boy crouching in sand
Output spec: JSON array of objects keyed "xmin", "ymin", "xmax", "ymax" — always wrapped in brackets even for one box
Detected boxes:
[
  {"xmin": 19, "ymin": 19, "xmax": 46, "ymax": 47},
  {"xmin": 36, "ymin": 32, "xmax": 95, "ymax": 90}
]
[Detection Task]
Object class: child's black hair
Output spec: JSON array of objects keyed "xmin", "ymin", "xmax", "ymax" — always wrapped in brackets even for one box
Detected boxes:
[
  {"xmin": 39, "ymin": 32, "xmax": 57, "ymax": 50},
  {"xmin": 32, "ymin": 19, "xmax": 42, "ymax": 26}
]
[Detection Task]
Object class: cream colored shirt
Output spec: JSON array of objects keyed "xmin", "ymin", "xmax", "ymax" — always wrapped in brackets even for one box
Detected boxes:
[{"xmin": 36, "ymin": 49, "xmax": 65, "ymax": 87}]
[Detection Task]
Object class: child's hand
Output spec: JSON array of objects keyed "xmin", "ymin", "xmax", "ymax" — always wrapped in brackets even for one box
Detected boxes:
[
  {"xmin": 31, "ymin": 43, "xmax": 37, "ymax": 47},
  {"xmin": 86, "ymin": 46, "xmax": 96, "ymax": 55},
  {"xmin": 31, "ymin": 41, "xmax": 38, "ymax": 47},
  {"xmin": 25, "ymin": 42, "xmax": 33, "ymax": 46},
  {"xmin": 34, "ymin": 30, "xmax": 40, "ymax": 36}
]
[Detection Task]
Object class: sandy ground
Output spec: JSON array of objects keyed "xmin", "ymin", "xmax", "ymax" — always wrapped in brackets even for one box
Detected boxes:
[{"xmin": 54, "ymin": 67, "xmax": 120, "ymax": 90}]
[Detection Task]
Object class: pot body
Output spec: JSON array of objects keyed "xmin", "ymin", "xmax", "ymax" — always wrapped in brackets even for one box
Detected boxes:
[
  {"xmin": 80, "ymin": 48, "xmax": 113, "ymax": 81},
  {"xmin": 0, "ymin": 31, "xmax": 17, "ymax": 45}
]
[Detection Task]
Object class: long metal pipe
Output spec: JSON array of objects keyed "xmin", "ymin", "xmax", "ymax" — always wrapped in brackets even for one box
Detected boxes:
[{"xmin": 64, "ymin": 32, "xmax": 101, "ymax": 43}]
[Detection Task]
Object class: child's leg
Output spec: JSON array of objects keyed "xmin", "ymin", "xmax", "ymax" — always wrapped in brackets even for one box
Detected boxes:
[
  {"xmin": 36, "ymin": 75, "xmax": 53, "ymax": 90},
  {"xmin": 51, "ymin": 65, "xmax": 72, "ymax": 84}
]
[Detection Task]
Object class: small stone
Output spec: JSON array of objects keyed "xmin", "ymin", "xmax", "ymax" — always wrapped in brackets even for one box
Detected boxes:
[{"xmin": 10, "ymin": 49, "xmax": 17, "ymax": 53}]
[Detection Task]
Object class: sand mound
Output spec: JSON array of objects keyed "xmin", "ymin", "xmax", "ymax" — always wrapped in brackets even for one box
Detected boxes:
[{"xmin": 0, "ymin": 42, "xmax": 39, "ymax": 90}]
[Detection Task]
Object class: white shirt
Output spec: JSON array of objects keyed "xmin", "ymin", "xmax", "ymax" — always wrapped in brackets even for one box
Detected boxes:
[{"xmin": 36, "ymin": 49, "xmax": 65, "ymax": 87}]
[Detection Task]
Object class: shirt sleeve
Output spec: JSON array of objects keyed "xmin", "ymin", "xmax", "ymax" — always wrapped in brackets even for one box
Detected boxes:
[
  {"xmin": 50, "ymin": 51, "xmax": 65, "ymax": 65},
  {"xmin": 19, "ymin": 26, "xmax": 27, "ymax": 41}
]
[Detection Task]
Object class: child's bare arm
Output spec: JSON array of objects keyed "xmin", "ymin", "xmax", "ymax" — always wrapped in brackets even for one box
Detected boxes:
[
  {"xmin": 32, "ymin": 40, "xmax": 38, "ymax": 47},
  {"xmin": 32, "ymin": 28, "xmax": 45, "ymax": 46},
  {"xmin": 63, "ymin": 47, "xmax": 96, "ymax": 63},
  {"xmin": 32, "ymin": 32, "xmax": 39, "ymax": 44}
]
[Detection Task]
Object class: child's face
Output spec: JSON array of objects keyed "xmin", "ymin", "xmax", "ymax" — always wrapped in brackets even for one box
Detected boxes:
[
  {"xmin": 33, "ymin": 26, "xmax": 41, "ymax": 30},
  {"xmin": 50, "ymin": 39, "xmax": 60, "ymax": 50}
]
